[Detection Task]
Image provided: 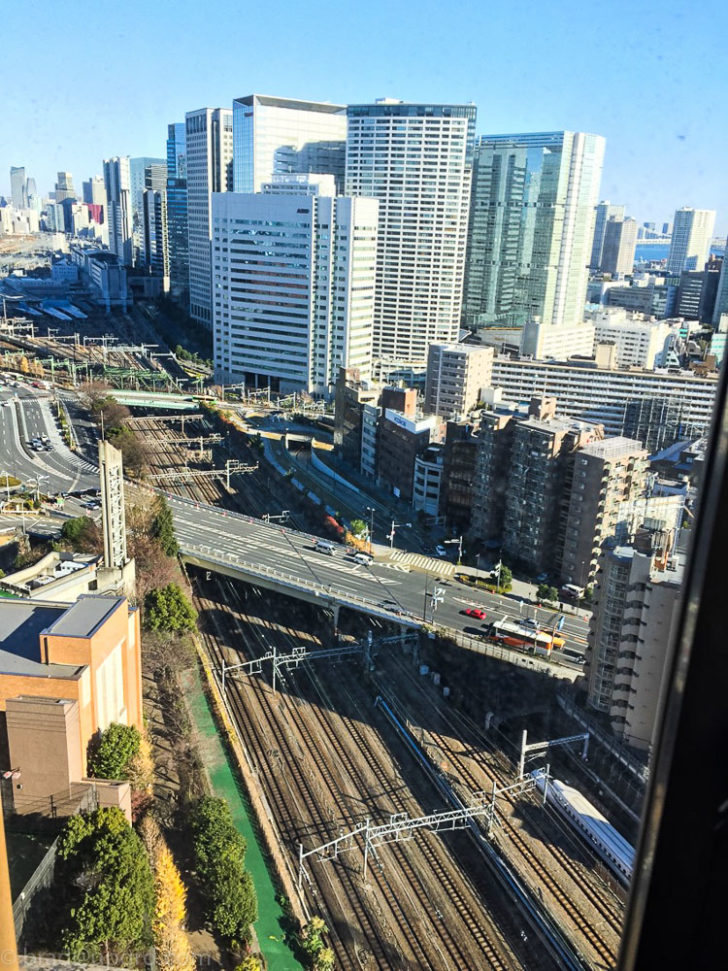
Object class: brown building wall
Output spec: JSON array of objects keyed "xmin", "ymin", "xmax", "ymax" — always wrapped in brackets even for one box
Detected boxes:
[{"xmin": 6, "ymin": 697, "xmax": 83, "ymax": 809}]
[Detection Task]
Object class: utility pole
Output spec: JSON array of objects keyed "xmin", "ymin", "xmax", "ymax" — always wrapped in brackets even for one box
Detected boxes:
[{"xmin": 365, "ymin": 505, "xmax": 375, "ymax": 554}]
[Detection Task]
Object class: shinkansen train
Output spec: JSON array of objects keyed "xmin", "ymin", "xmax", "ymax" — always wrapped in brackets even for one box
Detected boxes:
[{"xmin": 531, "ymin": 769, "xmax": 635, "ymax": 885}]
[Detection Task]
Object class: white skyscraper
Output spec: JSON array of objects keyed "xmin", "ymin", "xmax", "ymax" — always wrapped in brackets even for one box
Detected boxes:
[
  {"xmin": 345, "ymin": 100, "xmax": 477, "ymax": 367},
  {"xmin": 667, "ymin": 207, "xmax": 716, "ymax": 274},
  {"xmin": 232, "ymin": 94, "xmax": 346, "ymax": 193},
  {"xmin": 212, "ymin": 175, "xmax": 378, "ymax": 395},
  {"xmin": 463, "ymin": 131, "xmax": 606, "ymax": 331},
  {"xmin": 185, "ymin": 107, "xmax": 233, "ymax": 327},
  {"xmin": 103, "ymin": 156, "xmax": 133, "ymax": 265}
]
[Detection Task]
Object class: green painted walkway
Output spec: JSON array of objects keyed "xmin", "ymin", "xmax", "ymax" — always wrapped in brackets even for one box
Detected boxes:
[{"xmin": 184, "ymin": 664, "xmax": 303, "ymax": 971}]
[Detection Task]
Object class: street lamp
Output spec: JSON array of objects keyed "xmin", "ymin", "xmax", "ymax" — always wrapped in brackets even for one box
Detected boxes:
[{"xmin": 387, "ymin": 519, "xmax": 411, "ymax": 549}]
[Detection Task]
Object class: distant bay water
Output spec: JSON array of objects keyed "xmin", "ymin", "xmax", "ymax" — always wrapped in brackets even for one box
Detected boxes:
[{"xmin": 634, "ymin": 242, "xmax": 725, "ymax": 263}]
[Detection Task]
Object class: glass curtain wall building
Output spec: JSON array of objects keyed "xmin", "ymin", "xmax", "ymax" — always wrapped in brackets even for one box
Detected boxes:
[
  {"xmin": 166, "ymin": 122, "xmax": 188, "ymax": 300},
  {"xmin": 463, "ymin": 131, "xmax": 605, "ymax": 330},
  {"xmin": 232, "ymin": 94, "xmax": 346, "ymax": 194},
  {"xmin": 345, "ymin": 101, "xmax": 476, "ymax": 368}
]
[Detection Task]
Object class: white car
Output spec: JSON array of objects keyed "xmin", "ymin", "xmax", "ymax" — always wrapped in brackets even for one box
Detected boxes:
[{"xmin": 435, "ymin": 545, "xmax": 448, "ymax": 557}]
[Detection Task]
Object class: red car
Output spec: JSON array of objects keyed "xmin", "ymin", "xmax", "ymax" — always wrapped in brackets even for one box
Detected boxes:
[{"xmin": 464, "ymin": 607, "xmax": 487, "ymax": 620}]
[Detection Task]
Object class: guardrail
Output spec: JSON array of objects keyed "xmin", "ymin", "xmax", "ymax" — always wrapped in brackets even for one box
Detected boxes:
[{"xmin": 178, "ymin": 541, "xmax": 420, "ymax": 627}]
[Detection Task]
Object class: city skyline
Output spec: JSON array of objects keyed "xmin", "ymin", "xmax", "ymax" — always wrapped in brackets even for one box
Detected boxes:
[{"xmin": 2, "ymin": 0, "xmax": 726, "ymax": 232}]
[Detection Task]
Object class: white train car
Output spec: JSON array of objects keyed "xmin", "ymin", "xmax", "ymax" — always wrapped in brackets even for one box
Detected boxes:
[{"xmin": 531, "ymin": 769, "xmax": 634, "ymax": 885}]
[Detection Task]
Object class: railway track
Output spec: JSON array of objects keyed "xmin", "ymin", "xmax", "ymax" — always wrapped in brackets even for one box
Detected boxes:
[
  {"xmin": 377, "ymin": 651, "xmax": 624, "ymax": 967},
  {"xmin": 196, "ymin": 583, "xmax": 407, "ymax": 969},
  {"xmin": 194, "ymin": 576, "xmax": 533, "ymax": 969},
  {"xmin": 135, "ymin": 418, "xmax": 624, "ymax": 967},
  {"xmin": 135, "ymin": 415, "xmax": 309, "ymax": 528}
]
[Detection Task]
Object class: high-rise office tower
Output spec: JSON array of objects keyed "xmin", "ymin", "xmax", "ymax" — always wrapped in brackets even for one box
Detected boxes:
[
  {"xmin": 130, "ymin": 157, "xmax": 165, "ymax": 266},
  {"xmin": 10, "ymin": 166, "xmax": 26, "ymax": 208},
  {"xmin": 346, "ymin": 100, "xmax": 476, "ymax": 367},
  {"xmin": 185, "ymin": 107, "xmax": 233, "ymax": 326},
  {"xmin": 55, "ymin": 171, "xmax": 76, "ymax": 202},
  {"xmin": 212, "ymin": 174, "xmax": 378, "ymax": 395},
  {"xmin": 82, "ymin": 175, "xmax": 106, "ymax": 206},
  {"xmin": 25, "ymin": 177, "xmax": 40, "ymax": 212},
  {"xmin": 143, "ymin": 186, "xmax": 169, "ymax": 285},
  {"xmin": 166, "ymin": 122, "xmax": 188, "ymax": 299},
  {"xmin": 463, "ymin": 131, "xmax": 606, "ymax": 331},
  {"xmin": 601, "ymin": 217, "xmax": 638, "ymax": 277},
  {"xmin": 590, "ymin": 201, "xmax": 625, "ymax": 269},
  {"xmin": 103, "ymin": 156, "xmax": 133, "ymax": 265},
  {"xmin": 232, "ymin": 94, "xmax": 346, "ymax": 193},
  {"xmin": 167, "ymin": 122, "xmax": 187, "ymax": 179},
  {"xmin": 143, "ymin": 164, "xmax": 170, "ymax": 278},
  {"xmin": 667, "ymin": 207, "xmax": 716, "ymax": 273}
]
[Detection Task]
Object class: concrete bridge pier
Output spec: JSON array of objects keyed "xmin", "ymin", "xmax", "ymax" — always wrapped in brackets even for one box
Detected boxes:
[{"xmin": 331, "ymin": 601, "xmax": 341, "ymax": 640}]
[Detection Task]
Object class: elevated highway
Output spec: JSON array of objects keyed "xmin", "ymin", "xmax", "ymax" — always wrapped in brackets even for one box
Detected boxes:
[
  {"xmin": 169, "ymin": 494, "xmax": 421, "ymax": 629},
  {"xmin": 169, "ymin": 495, "xmax": 585, "ymax": 681}
]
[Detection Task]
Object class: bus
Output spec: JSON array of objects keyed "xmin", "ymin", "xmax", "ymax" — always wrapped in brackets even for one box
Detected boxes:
[{"xmin": 487, "ymin": 616, "xmax": 565, "ymax": 655}]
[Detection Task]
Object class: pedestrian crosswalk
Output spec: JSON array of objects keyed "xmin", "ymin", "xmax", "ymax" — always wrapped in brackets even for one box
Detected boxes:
[{"xmin": 388, "ymin": 551, "xmax": 456, "ymax": 576}]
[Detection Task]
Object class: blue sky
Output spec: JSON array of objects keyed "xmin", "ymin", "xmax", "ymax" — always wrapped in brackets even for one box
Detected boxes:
[{"xmin": 4, "ymin": 0, "xmax": 727, "ymax": 232}]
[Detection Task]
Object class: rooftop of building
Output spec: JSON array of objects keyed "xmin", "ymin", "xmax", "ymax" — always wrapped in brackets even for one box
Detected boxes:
[
  {"xmin": 519, "ymin": 414, "xmax": 600, "ymax": 435},
  {"xmin": 579, "ymin": 437, "xmax": 647, "ymax": 459},
  {"xmin": 611, "ymin": 540, "xmax": 687, "ymax": 586},
  {"xmin": 44, "ymin": 594, "xmax": 125, "ymax": 639},
  {"xmin": 234, "ymin": 94, "xmax": 346, "ymax": 112},
  {"xmin": 492, "ymin": 354, "xmax": 719, "ymax": 381},
  {"xmin": 0, "ymin": 601, "xmax": 83, "ymax": 678}
]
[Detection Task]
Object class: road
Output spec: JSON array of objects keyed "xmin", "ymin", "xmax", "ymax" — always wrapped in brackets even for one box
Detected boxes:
[
  {"xmin": 0, "ymin": 380, "xmax": 99, "ymax": 494},
  {"xmin": 168, "ymin": 494, "xmax": 589, "ymax": 672},
  {"xmin": 0, "ymin": 383, "xmax": 588, "ymax": 672}
]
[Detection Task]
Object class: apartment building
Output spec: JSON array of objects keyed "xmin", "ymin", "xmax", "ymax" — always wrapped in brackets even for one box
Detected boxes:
[
  {"xmin": 559, "ymin": 437, "xmax": 648, "ymax": 589},
  {"xmin": 377, "ymin": 408, "xmax": 441, "ymax": 503},
  {"xmin": 472, "ymin": 396, "xmax": 604, "ymax": 575},
  {"xmin": 424, "ymin": 343, "xmax": 494, "ymax": 420},
  {"xmin": 587, "ymin": 532, "xmax": 684, "ymax": 750},
  {"xmin": 490, "ymin": 356, "xmax": 717, "ymax": 443},
  {"xmin": 440, "ymin": 421, "xmax": 479, "ymax": 531}
]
